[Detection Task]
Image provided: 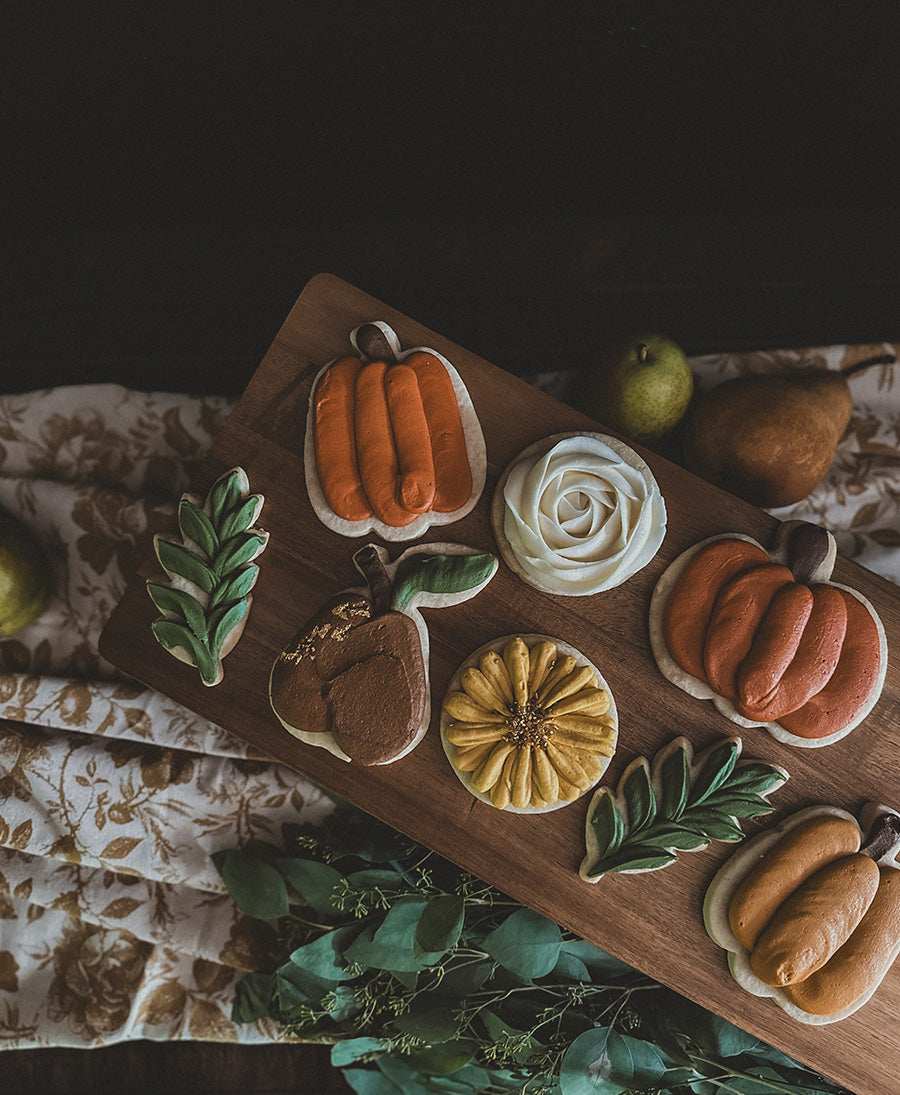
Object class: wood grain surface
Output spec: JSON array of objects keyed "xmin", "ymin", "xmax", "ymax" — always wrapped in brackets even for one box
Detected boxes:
[{"xmin": 100, "ymin": 273, "xmax": 900, "ymax": 1094}]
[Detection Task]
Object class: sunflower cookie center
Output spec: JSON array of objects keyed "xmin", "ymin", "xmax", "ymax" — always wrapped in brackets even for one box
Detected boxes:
[{"xmin": 504, "ymin": 699, "xmax": 550, "ymax": 747}]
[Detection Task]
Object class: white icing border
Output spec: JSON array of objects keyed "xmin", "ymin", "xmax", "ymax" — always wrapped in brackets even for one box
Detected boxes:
[
  {"xmin": 440, "ymin": 632, "xmax": 618, "ymax": 812},
  {"xmin": 304, "ymin": 321, "xmax": 487, "ymax": 542},
  {"xmin": 648, "ymin": 525, "xmax": 888, "ymax": 748},
  {"xmin": 269, "ymin": 542, "xmax": 498, "ymax": 765},
  {"xmin": 490, "ymin": 431, "xmax": 667, "ymax": 596}
]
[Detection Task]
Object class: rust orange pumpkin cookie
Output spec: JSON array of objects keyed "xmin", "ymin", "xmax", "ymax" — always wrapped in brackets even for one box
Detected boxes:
[{"xmin": 649, "ymin": 521, "xmax": 887, "ymax": 747}]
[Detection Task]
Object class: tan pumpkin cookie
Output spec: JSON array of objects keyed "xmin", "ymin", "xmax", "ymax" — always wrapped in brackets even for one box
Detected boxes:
[{"xmin": 704, "ymin": 802, "xmax": 900, "ymax": 1023}]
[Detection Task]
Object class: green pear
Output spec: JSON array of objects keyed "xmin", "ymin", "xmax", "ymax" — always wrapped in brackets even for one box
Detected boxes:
[
  {"xmin": 0, "ymin": 516, "xmax": 50, "ymax": 634},
  {"xmin": 586, "ymin": 334, "xmax": 694, "ymax": 444}
]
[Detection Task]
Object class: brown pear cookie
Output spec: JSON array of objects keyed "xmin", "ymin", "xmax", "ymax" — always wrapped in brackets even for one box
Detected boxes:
[{"xmin": 269, "ymin": 543, "xmax": 498, "ymax": 765}]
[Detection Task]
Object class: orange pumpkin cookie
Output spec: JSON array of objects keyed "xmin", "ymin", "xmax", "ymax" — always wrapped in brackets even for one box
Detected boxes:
[
  {"xmin": 305, "ymin": 321, "xmax": 486, "ymax": 541},
  {"xmin": 649, "ymin": 521, "xmax": 887, "ymax": 747}
]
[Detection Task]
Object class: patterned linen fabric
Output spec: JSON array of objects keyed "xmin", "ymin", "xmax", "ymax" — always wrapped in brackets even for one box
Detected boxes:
[
  {"xmin": 0, "ymin": 346, "xmax": 898, "ymax": 1049},
  {"xmin": 0, "ymin": 386, "xmax": 333, "ymax": 1048}
]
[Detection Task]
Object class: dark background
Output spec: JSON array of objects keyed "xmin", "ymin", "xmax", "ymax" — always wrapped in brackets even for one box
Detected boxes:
[
  {"xmin": 3, "ymin": 5, "xmax": 897, "ymax": 1093},
  {"xmin": 6, "ymin": 4, "xmax": 900, "ymax": 398}
]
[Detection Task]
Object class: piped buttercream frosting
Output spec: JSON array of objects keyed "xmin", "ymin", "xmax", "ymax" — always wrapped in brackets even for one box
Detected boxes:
[{"xmin": 495, "ymin": 433, "xmax": 666, "ymax": 595}]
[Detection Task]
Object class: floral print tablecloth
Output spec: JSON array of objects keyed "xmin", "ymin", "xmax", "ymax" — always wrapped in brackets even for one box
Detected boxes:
[{"xmin": 0, "ymin": 344, "xmax": 898, "ymax": 1049}]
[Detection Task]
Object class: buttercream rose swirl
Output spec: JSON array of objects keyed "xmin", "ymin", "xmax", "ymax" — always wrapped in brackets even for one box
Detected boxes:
[{"xmin": 500, "ymin": 434, "xmax": 666, "ymax": 595}]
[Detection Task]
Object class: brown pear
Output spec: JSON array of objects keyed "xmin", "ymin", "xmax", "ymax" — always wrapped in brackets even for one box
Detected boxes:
[{"xmin": 682, "ymin": 370, "xmax": 853, "ymax": 508}]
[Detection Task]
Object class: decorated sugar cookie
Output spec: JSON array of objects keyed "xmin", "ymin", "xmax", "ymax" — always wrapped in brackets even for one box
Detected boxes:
[
  {"xmin": 579, "ymin": 736, "xmax": 788, "ymax": 881},
  {"xmin": 269, "ymin": 543, "xmax": 497, "ymax": 765},
  {"xmin": 649, "ymin": 520, "xmax": 887, "ymax": 747},
  {"xmin": 704, "ymin": 802, "xmax": 900, "ymax": 1023},
  {"xmin": 147, "ymin": 467, "xmax": 269, "ymax": 687},
  {"xmin": 305, "ymin": 321, "xmax": 487, "ymax": 541},
  {"xmin": 441, "ymin": 634, "xmax": 618, "ymax": 812},
  {"xmin": 491, "ymin": 432, "xmax": 666, "ymax": 596}
]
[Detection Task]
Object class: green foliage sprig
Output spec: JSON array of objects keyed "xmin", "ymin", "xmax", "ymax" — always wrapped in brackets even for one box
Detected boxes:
[{"xmin": 214, "ymin": 805, "xmax": 848, "ymax": 1095}]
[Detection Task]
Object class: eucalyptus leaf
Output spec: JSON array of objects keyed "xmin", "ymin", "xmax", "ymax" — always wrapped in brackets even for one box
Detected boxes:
[
  {"xmin": 276, "ymin": 856, "xmax": 342, "ymax": 913},
  {"xmin": 212, "ymin": 848, "xmax": 289, "ymax": 919},
  {"xmin": 331, "ymin": 1036, "xmax": 385, "ymax": 1067},
  {"xmin": 344, "ymin": 868, "xmax": 409, "ymax": 894},
  {"xmin": 391, "ymin": 1002, "xmax": 461, "ymax": 1044},
  {"xmin": 482, "ymin": 908, "xmax": 562, "ymax": 980},
  {"xmin": 429, "ymin": 958, "xmax": 495, "ymax": 999},
  {"xmin": 289, "ymin": 924, "xmax": 359, "ymax": 981},
  {"xmin": 390, "ymin": 552, "xmax": 496, "ymax": 612},
  {"xmin": 415, "ymin": 894, "xmax": 464, "ymax": 956},
  {"xmin": 559, "ymin": 1026, "xmax": 626, "ymax": 1094},
  {"xmin": 231, "ymin": 971, "xmax": 273, "ymax": 1023},
  {"xmin": 342, "ymin": 1067, "xmax": 406, "ymax": 1095},
  {"xmin": 557, "ymin": 939, "xmax": 633, "ymax": 979},
  {"xmin": 345, "ymin": 926, "xmax": 440, "ymax": 974}
]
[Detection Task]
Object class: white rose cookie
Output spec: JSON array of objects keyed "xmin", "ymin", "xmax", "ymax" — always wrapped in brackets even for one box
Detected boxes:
[{"xmin": 491, "ymin": 432, "xmax": 666, "ymax": 596}]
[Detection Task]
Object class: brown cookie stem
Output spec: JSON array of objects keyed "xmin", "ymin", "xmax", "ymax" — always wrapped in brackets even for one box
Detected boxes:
[{"xmin": 353, "ymin": 544, "xmax": 392, "ymax": 613}]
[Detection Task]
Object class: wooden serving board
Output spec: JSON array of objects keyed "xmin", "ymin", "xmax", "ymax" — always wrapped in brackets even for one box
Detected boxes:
[{"xmin": 100, "ymin": 273, "xmax": 900, "ymax": 1094}]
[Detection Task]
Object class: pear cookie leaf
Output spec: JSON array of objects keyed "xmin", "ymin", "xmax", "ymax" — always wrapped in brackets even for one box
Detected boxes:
[
  {"xmin": 148, "ymin": 466, "xmax": 269, "ymax": 687},
  {"xmin": 580, "ymin": 736, "xmax": 788, "ymax": 882},
  {"xmin": 390, "ymin": 551, "xmax": 498, "ymax": 612}
]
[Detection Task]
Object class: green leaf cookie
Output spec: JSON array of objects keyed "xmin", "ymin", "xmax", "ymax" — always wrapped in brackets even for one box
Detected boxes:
[
  {"xmin": 580, "ymin": 736, "xmax": 788, "ymax": 881},
  {"xmin": 148, "ymin": 466, "xmax": 268, "ymax": 686}
]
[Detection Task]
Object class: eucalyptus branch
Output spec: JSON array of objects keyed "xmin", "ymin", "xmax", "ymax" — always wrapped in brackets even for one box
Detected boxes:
[{"xmin": 217, "ymin": 803, "xmax": 844, "ymax": 1095}]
